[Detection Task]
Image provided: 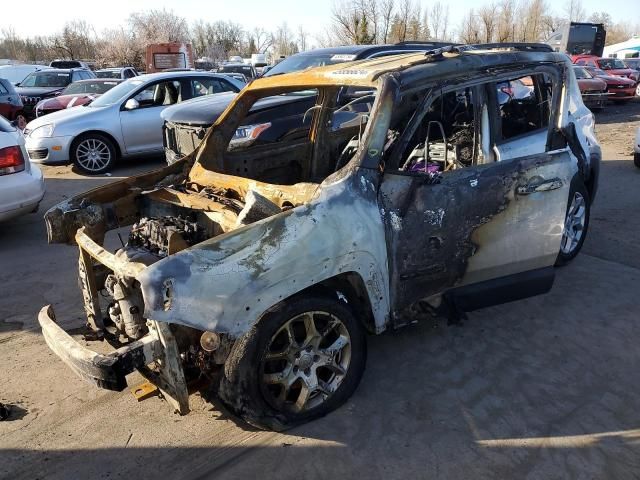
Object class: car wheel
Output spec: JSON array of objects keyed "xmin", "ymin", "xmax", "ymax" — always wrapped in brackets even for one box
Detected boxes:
[
  {"xmin": 556, "ymin": 180, "xmax": 590, "ymax": 266},
  {"xmin": 72, "ymin": 133, "xmax": 117, "ymax": 175},
  {"xmin": 636, "ymin": 84, "xmax": 640, "ymax": 97},
  {"xmin": 218, "ymin": 294, "xmax": 367, "ymax": 431},
  {"xmin": 634, "ymin": 152, "xmax": 640, "ymax": 169}
]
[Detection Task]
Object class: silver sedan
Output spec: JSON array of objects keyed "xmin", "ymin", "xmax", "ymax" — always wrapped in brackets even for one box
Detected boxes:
[{"xmin": 24, "ymin": 72, "xmax": 244, "ymax": 174}]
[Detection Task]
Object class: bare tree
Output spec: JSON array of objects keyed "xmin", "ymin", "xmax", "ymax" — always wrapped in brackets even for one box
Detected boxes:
[
  {"xmin": 297, "ymin": 25, "xmax": 308, "ymax": 51},
  {"xmin": 478, "ymin": 3, "xmax": 498, "ymax": 43},
  {"xmin": 251, "ymin": 27, "xmax": 273, "ymax": 53},
  {"xmin": 51, "ymin": 21, "xmax": 97, "ymax": 60},
  {"xmin": 564, "ymin": 0, "xmax": 586, "ymax": 22},
  {"xmin": 129, "ymin": 9, "xmax": 190, "ymax": 45},
  {"xmin": 379, "ymin": 0, "xmax": 396, "ymax": 43},
  {"xmin": 459, "ymin": 9, "xmax": 482, "ymax": 44},
  {"xmin": 496, "ymin": 0, "xmax": 516, "ymax": 42},
  {"xmin": 428, "ymin": 1, "xmax": 450, "ymax": 40},
  {"xmin": 98, "ymin": 27, "xmax": 142, "ymax": 68}
]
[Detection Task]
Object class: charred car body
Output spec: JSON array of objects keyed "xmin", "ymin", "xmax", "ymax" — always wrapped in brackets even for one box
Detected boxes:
[{"xmin": 39, "ymin": 44, "xmax": 600, "ymax": 430}]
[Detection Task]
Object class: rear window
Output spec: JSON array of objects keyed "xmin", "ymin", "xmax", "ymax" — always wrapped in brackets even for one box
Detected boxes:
[
  {"xmin": 219, "ymin": 65, "xmax": 254, "ymax": 77},
  {"xmin": 96, "ymin": 71, "xmax": 121, "ymax": 79}
]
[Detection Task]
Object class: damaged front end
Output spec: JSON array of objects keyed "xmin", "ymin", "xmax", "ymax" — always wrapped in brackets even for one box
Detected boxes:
[{"xmin": 39, "ymin": 157, "xmax": 322, "ymax": 413}]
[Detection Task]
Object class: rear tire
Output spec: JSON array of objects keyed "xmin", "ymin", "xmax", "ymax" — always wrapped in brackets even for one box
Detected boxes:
[
  {"xmin": 218, "ymin": 294, "xmax": 367, "ymax": 431},
  {"xmin": 71, "ymin": 133, "xmax": 117, "ymax": 175},
  {"xmin": 556, "ymin": 179, "xmax": 590, "ymax": 266}
]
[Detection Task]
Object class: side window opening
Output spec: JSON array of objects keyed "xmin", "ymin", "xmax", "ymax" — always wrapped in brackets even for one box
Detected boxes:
[
  {"xmin": 496, "ymin": 73, "xmax": 553, "ymax": 142},
  {"xmin": 395, "ymin": 86, "xmax": 481, "ymax": 176}
]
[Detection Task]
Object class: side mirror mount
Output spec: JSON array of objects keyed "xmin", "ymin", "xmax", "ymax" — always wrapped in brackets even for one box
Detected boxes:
[
  {"xmin": 548, "ymin": 127, "xmax": 567, "ymax": 151},
  {"xmin": 124, "ymin": 98, "xmax": 139, "ymax": 111}
]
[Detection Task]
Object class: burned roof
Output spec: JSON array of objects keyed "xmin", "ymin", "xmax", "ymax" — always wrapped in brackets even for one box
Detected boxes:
[{"xmin": 248, "ymin": 44, "xmax": 565, "ymax": 92}]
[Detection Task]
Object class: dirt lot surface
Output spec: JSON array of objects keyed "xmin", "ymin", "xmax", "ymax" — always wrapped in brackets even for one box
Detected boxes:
[{"xmin": 1, "ymin": 101, "xmax": 640, "ymax": 480}]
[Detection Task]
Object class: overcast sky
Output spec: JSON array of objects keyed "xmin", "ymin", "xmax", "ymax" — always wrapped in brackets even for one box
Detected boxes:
[{"xmin": 1, "ymin": 0, "xmax": 635, "ymax": 45}]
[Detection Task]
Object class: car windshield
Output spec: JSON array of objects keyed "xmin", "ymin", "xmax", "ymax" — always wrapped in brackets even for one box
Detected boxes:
[
  {"xmin": 20, "ymin": 71, "xmax": 70, "ymax": 88},
  {"xmin": 219, "ymin": 65, "xmax": 254, "ymax": 76},
  {"xmin": 88, "ymin": 79, "xmax": 145, "ymax": 107},
  {"xmin": 599, "ymin": 58, "xmax": 627, "ymax": 70},
  {"xmin": 96, "ymin": 71, "xmax": 121, "ymax": 79},
  {"xmin": 264, "ymin": 53, "xmax": 352, "ymax": 77},
  {"xmin": 573, "ymin": 67, "xmax": 592, "ymax": 79},
  {"xmin": 63, "ymin": 81, "xmax": 119, "ymax": 95}
]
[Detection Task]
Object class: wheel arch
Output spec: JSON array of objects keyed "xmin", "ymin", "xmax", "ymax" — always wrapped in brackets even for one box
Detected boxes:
[{"xmin": 285, "ymin": 272, "xmax": 378, "ymax": 335}]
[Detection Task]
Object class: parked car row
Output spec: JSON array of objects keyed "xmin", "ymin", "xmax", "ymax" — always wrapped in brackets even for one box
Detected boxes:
[{"xmin": 572, "ymin": 55, "xmax": 640, "ymax": 101}]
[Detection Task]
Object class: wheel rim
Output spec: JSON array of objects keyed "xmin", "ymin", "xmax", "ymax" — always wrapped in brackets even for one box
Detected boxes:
[
  {"xmin": 76, "ymin": 138, "xmax": 111, "ymax": 171},
  {"xmin": 259, "ymin": 310, "xmax": 352, "ymax": 414},
  {"xmin": 560, "ymin": 191, "xmax": 586, "ymax": 255},
  {"xmin": 636, "ymin": 84, "xmax": 640, "ymax": 97}
]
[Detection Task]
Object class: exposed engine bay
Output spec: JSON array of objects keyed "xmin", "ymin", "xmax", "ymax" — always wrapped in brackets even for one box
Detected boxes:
[{"xmin": 70, "ymin": 168, "xmax": 318, "ymax": 382}]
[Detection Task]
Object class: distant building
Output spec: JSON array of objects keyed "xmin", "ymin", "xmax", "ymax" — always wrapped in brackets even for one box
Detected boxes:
[{"xmin": 603, "ymin": 36, "xmax": 640, "ymax": 58}]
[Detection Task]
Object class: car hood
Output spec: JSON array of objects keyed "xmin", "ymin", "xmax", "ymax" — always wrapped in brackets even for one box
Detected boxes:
[
  {"xmin": 596, "ymin": 74, "xmax": 635, "ymax": 85},
  {"xmin": 25, "ymin": 104, "xmax": 107, "ymax": 130},
  {"xmin": 162, "ymin": 92, "xmax": 315, "ymax": 126},
  {"xmin": 36, "ymin": 94, "xmax": 100, "ymax": 110},
  {"xmin": 577, "ymin": 78, "xmax": 607, "ymax": 91},
  {"xmin": 15, "ymin": 86, "xmax": 65, "ymax": 97},
  {"xmin": 602, "ymin": 68, "xmax": 637, "ymax": 77}
]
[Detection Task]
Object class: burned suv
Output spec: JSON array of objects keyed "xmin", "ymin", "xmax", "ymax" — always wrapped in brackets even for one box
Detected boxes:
[{"xmin": 39, "ymin": 44, "xmax": 600, "ymax": 430}]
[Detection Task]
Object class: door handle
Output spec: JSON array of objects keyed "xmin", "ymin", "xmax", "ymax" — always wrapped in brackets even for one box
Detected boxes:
[{"xmin": 516, "ymin": 177, "xmax": 563, "ymax": 195}]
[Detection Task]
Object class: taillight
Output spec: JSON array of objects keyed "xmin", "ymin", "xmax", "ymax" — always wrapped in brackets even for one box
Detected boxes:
[{"xmin": 0, "ymin": 145, "xmax": 26, "ymax": 175}]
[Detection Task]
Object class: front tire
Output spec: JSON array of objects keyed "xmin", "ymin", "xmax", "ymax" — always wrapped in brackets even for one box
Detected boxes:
[
  {"xmin": 218, "ymin": 294, "xmax": 367, "ymax": 430},
  {"xmin": 556, "ymin": 180, "xmax": 590, "ymax": 266},
  {"xmin": 72, "ymin": 133, "xmax": 117, "ymax": 175}
]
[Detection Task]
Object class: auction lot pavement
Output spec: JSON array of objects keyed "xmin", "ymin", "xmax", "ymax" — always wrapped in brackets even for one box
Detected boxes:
[{"xmin": 1, "ymin": 102, "xmax": 640, "ymax": 480}]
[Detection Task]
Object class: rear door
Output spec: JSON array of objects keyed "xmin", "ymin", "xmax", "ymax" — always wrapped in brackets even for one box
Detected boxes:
[{"xmin": 379, "ymin": 70, "xmax": 574, "ymax": 318}]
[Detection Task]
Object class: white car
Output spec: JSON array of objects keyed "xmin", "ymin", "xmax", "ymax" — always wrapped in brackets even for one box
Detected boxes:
[
  {"xmin": 23, "ymin": 72, "xmax": 245, "ymax": 175},
  {"xmin": 0, "ymin": 116, "xmax": 45, "ymax": 222},
  {"xmin": 634, "ymin": 127, "xmax": 640, "ymax": 168}
]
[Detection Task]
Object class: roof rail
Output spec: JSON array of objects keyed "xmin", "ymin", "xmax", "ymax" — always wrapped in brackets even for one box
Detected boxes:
[
  {"xmin": 468, "ymin": 42, "xmax": 554, "ymax": 53},
  {"xmin": 395, "ymin": 40, "xmax": 459, "ymax": 47}
]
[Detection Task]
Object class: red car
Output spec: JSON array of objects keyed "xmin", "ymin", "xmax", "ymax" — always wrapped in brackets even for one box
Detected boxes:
[
  {"xmin": 584, "ymin": 66, "xmax": 636, "ymax": 102},
  {"xmin": 573, "ymin": 55, "xmax": 640, "ymax": 83},
  {"xmin": 572, "ymin": 66, "xmax": 607, "ymax": 110},
  {"xmin": 0, "ymin": 78, "xmax": 26, "ymax": 128},
  {"xmin": 34, "ymin": 79, "xmax": 122, "ymax": 117}
]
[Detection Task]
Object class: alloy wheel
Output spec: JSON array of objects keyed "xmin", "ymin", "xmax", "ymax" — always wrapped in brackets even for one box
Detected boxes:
[
  {"xmin": 75, "ymin": 138, "xmax": 112, "ymax": 172},
  {"xmin": 560, "ymin": 191, "xmax": 586, "ymax": 255},
  {"xmin": 260, "ymin": 311, "xmax": 352, "ymax": 413}
]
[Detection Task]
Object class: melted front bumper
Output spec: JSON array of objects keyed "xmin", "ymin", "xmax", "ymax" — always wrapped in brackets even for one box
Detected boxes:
[{"xmin": 38, "ymin": 306, "xmax": 161, "ymax": 391}]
